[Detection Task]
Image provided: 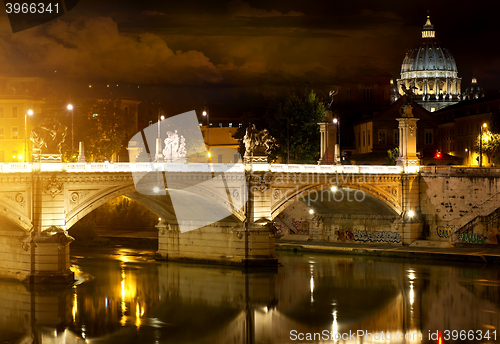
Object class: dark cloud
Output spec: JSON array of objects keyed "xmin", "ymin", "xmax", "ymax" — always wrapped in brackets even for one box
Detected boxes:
[
  {"xmin": 0, "ymin": 0, "xmax": 499, "ymax": 111},
  {"xmin": 227, "ymin": 0, "xmax": 303, "ymax": 18},
  {"xmin": 2, "ymin": 16, "xmax": 222, "ymax": 85}
]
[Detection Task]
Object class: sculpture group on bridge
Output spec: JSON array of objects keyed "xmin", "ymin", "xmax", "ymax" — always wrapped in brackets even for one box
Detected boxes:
[
  {"xmin": 163, "ymin": 130, "xmax": 187, "ymax": 161},
  {"xmin": 243, "ymin": 124, "xmax": 272, "ymax": 157},
  {"xmin": 30, "ymin": 118, "xmax": 67, "ymax": 160}
]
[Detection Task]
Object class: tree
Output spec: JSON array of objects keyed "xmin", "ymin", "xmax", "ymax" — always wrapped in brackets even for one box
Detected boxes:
[
  {"xmin": 79, "ymin": 99, "xmax": 128, "ymax": 162},
  {"xmin": 38, "ymin": 99, "xmax": 129, "ymax": 162},
  {"xmin": 264, "ymin": 89, "xmax": 326, "ymax": 163},
  {"xmin": 386, "ymin": 147, "xmax": 399, "ymax": 165},
  {"xmin": 477, "ymin": 114, "xmax": 500, "ymax": 165}
]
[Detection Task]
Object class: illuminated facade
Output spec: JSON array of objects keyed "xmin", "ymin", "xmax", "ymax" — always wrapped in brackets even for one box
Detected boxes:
[
  {"xmin": 396, "ymin": 15, "xmax": 461, "ymax": 112},
  {"xmin": 0, "ymin": 77, "xmax": 45, "ymax": 162}
]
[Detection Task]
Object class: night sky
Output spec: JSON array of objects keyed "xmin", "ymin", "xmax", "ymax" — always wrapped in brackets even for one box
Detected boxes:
[{"xmin": 1, "ymin": 0, "xmax": 499, "ymax": 116}]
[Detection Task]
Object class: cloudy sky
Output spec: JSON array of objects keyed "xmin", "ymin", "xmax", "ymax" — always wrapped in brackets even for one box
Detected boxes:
[{"xmin": 1, "ymin": 0, "xmax": 498, "ymax": 115}]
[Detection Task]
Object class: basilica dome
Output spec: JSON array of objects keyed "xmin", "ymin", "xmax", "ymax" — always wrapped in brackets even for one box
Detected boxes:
[
  {"xmin": 396, "ymin": 15, "xmax": 461, "ymax": 112},
  {"xmin": 463, "ymin": 78, "xmax": 484, "ymax": 100}
]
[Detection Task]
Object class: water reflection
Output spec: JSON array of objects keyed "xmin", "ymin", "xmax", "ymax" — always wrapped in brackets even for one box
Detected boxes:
[{"xmin": 0, "ymin": 248, "xmax": 499, "ymax": 343}]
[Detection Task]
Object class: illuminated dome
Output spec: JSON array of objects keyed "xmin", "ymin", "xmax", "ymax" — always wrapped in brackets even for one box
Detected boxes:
[
  {"xmin": 396, "ymin": 14, "xmax": 461, "ymax": 112},
  {"xmin": 463, "ymin": 78, "xmax": 485, "ymax": 100}
]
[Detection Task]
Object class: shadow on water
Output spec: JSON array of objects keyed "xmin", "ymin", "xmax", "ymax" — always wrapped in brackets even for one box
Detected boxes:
[{"xmin": 0, "ymin": 247, "xmax": 499, "ymax": 343}]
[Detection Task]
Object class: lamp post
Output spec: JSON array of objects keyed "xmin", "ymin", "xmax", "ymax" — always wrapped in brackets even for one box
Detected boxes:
[
  {"xmin": 155, "ymin": 114, "xmax": 165, "ymax": 161},
  {"xmin": 202, "ymin": 106, "xmax": 210, "ymax": 158},
  {"xmin": 479, "ymin": 122, "xmax": 487, "ymax": 167},
  {"xmin": 25, "ymin": 109, "xmax": 33, "ymax": 162},
  {"xmin": 287, "ymin": 119, "xmax": 289, "ymax": 164},
  {"xmin": 67, "ymin": 104, "xmax": 74, "ymax": 157},
  {"xmin": 333, "ymin": 117, "xmax": 340, "ymax": 164}
]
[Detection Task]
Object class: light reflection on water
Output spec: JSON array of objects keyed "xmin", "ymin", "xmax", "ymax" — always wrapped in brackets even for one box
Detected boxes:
[{"xmin": 0, "ymin": 247, "xmax": 499, "ymax": 344}]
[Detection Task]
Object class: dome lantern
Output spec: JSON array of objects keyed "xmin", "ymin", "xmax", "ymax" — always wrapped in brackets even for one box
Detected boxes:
[{"xmin": 422, "ymin": 15, "xmax": 435, "ymax": 38}]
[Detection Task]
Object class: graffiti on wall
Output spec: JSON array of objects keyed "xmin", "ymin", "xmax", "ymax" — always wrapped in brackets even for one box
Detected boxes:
[
  {"xmin": 459, "ymin": 233, "xmax": 485, "ymax": 244},
  {"xmin": 293, "ymin": 221, "xmax": 309, "ymax": 234},
  {"xmin": 436, "ymin": 226, "xmax": 454, "ymax": 239},
  {"xmin": 335, "ymin": 229, "xmax": 401, "ymax": 243},
  {"xmin": 335, "ymin": 229, "xmax": 353, "ymax": 242},
  {"xmin": 274, "ymin": 223, "xmax": 287, "ymax": 235},
  {"xmin": 455, "ymin": 228, "xmax": 499, "ymax": 244}
]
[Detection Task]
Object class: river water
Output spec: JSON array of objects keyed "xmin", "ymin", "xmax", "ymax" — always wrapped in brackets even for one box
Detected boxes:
[{"xmin": 0, "ymin": 246, "xmax": 499, "ymax": 344}]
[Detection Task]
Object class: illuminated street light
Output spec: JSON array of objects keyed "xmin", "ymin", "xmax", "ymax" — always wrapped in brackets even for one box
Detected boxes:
[
  {"xmin": 333, "ymin": 116, "xmax": 340, "ymax": 164},
  {"xmin": 153, "ymin": 187, "xmax": 160, "ymax": 193},
  {"xmin": 331, "ymin": 185, "xmax": 338, "ymax": 192},
  {"xmin": 408, "ymin": 210, "xmax": 415, "ymax": 218},
  {"xmin": 309, "ymin": 209, "xmax": 314, "ymax": 215},
  {"xmin": 25, "ymin": 109, "xmax": 33, "ymax": 162},
  {"xmin": 479, "ymin": 122, "xmax": 488, "ymax": 167},
  {"xmin": 68, "ymin": 104, "xmax": 74, "ymax": 157},
  {"xmin": 202, "ymin": 105, "xmax": 210, "ymax": 160}
]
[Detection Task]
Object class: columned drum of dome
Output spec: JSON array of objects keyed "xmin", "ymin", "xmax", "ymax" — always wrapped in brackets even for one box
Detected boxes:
[{"xmin": 396, "ymin": 15, "xmax": 461, "ymax": 112}]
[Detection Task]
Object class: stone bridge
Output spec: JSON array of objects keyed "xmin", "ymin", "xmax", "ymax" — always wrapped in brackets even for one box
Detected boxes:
[{"xmin": 1, "ymin": 162, "xmax": 499, "ymax": 283}]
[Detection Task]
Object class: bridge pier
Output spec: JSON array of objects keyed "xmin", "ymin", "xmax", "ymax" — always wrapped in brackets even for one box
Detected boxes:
[{"xmin": 156, "ymin": 220, "xmax": 277, "ymax": 267}]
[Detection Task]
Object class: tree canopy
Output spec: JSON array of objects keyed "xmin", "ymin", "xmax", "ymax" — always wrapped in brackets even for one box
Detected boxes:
[
  {"xmin": 478, "ymin": 113, "xmax": 500, "ymax": 165},
  {"xmin": 39, "ymin": 98, "xmax": 129, "ymax": 162},
  {"xmin": 264, "ymin": 89, "xmax": 326, "ymax": 163}
]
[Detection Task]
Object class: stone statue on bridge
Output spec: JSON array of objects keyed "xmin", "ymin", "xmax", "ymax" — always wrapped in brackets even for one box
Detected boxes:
[
  {"xmin": 30, "ymin": 118, "xmax": 67, "ymax": 161},
  {"xmin": 244, "ymin": 125, "xmax": 272, "ymax": 155},
  {"xmin": 400, "ymin": 84, "xmax": 418, "ymax": 106},
  {"xmin": 163, "ymin": 130, "xmax": 187, "ymax": 162}
]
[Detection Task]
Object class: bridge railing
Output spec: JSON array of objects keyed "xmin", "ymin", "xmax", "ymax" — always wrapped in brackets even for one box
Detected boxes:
[
  {"xmin": 419, "ymin": 166, "xmax": 500, "ymax": 174},
  {"xmin": 0, "ymin": 162, "xmax": 416, "ymax": 174}
]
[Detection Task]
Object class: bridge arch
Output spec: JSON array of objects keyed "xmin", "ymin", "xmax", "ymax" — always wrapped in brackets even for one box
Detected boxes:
[
  {"xmin": 0, "ymin": 197, "xmax": 32, "ymax": 232},
  {"xmin": 271, "ymin": 182, "xmax": 402, "ymax": 219},
  {"xmin": 66, "ymin": 178, "xmax": 245, "ymax": 229}
]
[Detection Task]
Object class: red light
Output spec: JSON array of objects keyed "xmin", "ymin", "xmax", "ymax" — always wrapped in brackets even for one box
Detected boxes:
[{"xmin": 435, "ymin": 152, "xmax": 441, "ymax": 159}]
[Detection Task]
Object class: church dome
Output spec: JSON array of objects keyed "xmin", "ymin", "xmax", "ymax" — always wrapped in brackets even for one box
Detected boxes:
[
  {"xmin": 396, "ymin": 14, "xmax": 461, "ymax": 111},
  {"xmin": 401, "ymin": 17, "xmax": 458, "ymax": 74},
  {"xmin": 464, "ymin": 78, "xmax": 484, "ymax": 100}
]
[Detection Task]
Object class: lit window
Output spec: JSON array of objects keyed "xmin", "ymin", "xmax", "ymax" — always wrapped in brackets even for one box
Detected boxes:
[{"xmin": 12, "ymin": 126, "xmax": 18, "ymax": 139}]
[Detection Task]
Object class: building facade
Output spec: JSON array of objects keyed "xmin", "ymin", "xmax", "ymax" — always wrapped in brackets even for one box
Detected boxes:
[
  {"xmin": 0, "ymin": 77, "xmax": 45, "ymax": 162},
  {"xmin": 435, "ymin": 94, "xmax": 500, "ymax": 166}
]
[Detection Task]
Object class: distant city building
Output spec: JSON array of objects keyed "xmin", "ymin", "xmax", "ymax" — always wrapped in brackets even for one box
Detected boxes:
[
  {"xmin": 350, "ymin": 97, "xmax": 445, "ymax": 165},
  {"xmin": 463, "ymin": 78, "xmax": 485, "ymax": 101},
  {"xmin": 395, "ymin": 15, "xmax": 461, "ymax": 112},
  {"xmin": 0, "ymin": 77, "xmax": 45, "ymax": 162},
  {"xmin": 200, "ymin": 125, "xmax": 241, "ymax": 163},
  {"xmin": 435, "ymin": 94, "xmax": 500, "ymax": 166}
]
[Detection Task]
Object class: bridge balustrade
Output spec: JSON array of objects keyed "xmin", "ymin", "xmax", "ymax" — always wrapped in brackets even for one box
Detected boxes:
[{"xmin": 0, "ymin": 162, "xmax": 412, "ymax": 174}]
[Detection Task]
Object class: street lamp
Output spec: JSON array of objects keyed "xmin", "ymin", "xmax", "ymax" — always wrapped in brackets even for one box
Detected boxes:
[
  {"xmin": 155, "ymin": 114, "xmax": 165, "ymax": 162},
  {"xmin": 202, "ymin": 107, "xmax": 210, "ymax": 157},
  {"xmin": 479, "ymin": 122, "xmax": 487, "ymax": 167},
  {"xmin": 333, "ymin": 117, "xmax": 340, "ymax": 164},
  {"xmin": 25, "ymin": 109, "xmax": 33, "ymax": 162},
  {"xmin": 67, "ymin": 104, "xmax": 74, "ymax": 157}
]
